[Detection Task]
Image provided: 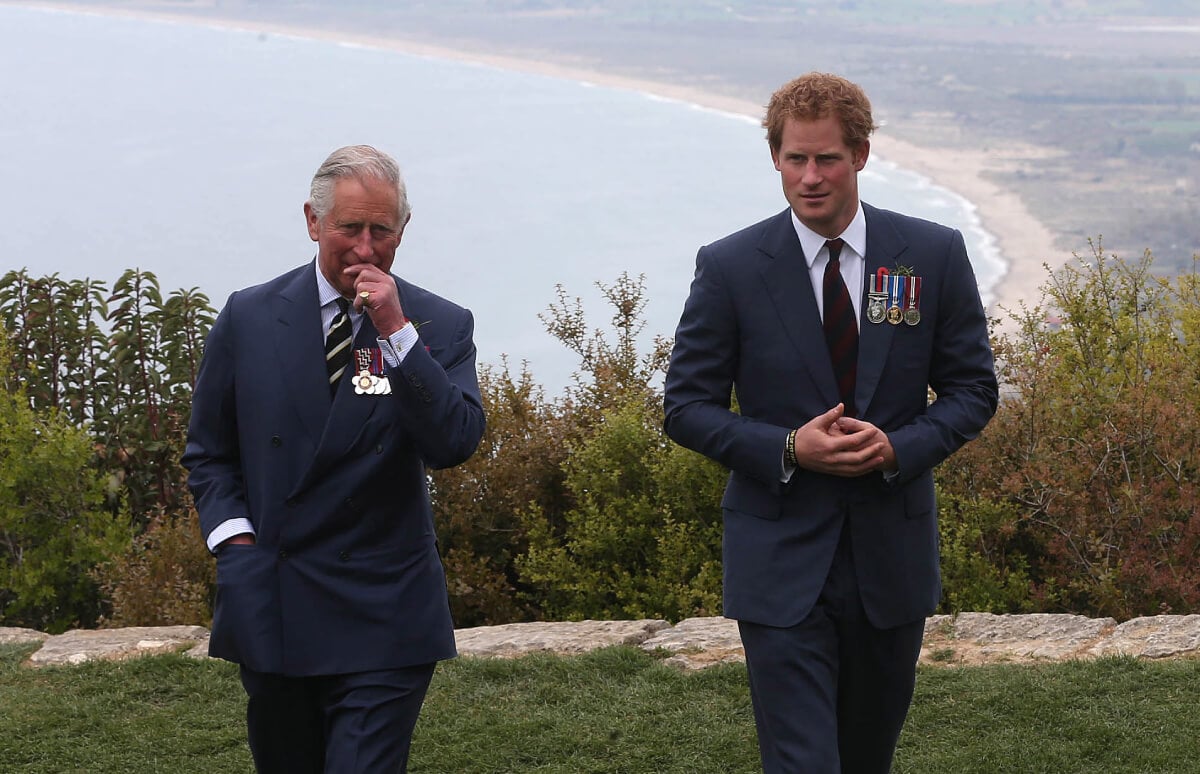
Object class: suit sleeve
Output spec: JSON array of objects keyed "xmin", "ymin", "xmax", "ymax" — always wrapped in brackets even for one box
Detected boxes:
[
  {"xmin": 663, "ymin": 246, "xmax": 791, "ymax": 489},
  {"xmin": 387, "ymin": 305, "xmax": 485, "ymax": 470},
  {"xmin": 888, "ymin": 229, "xmax": 998, "ymax": 481},
  {"xmin": 181, "ymin": 297, "xmax": 248, "ymax": 544}
]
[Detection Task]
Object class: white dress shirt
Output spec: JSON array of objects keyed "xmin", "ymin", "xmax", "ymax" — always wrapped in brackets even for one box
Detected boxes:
[
  {"xmin": 791, "ymin": 203, "xmax": 867, "ymax": 327},
  {"xmin": 781, "ymin": 203, "xmax": 868, "ymax": 481}
]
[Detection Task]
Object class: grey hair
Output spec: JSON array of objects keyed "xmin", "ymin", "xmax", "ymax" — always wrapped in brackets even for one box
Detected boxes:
[{"xmin": 307, "ymin": 145, "xmax": 411, "ymax": 223}]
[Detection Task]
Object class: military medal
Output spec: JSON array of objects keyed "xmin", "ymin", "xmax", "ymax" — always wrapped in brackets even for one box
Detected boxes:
[
  {"xmin": 353, "ymin": 348, "xmax": 392, "ymax": 395},
  {"xmin": 904, "ymin": 276, "xmax": 922, "ymax": 326},
  {"xmin": 867, "ymin": 267, "xmax": 889, "ymax": 324},
  {"xmin": 886, "ymin": 274, "xmax": 906, "ymax": 325}
]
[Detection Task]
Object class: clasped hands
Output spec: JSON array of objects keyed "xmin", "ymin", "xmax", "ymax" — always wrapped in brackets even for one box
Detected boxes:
[{"xmin": 791, "ymin": 404, "xmax": 897, "ymax": 477}]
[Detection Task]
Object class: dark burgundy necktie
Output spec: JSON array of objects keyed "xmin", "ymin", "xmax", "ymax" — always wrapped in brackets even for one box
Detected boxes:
[{"xmin": 822, "ymin": 238, "xmax": 858, "ymax": 416}]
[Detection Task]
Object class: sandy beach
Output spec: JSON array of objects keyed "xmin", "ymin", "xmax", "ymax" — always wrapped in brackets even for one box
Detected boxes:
[{"xmin": 10, "ymin": 0, "xmax": 1068, "ymax": 312}]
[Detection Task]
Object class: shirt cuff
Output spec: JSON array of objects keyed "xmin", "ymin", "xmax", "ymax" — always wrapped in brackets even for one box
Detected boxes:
[
  {"xmin": 377, "ymin": 322, "xmax": 418, "ymax": 367},
  {"xmin": 207, "ymin": 518, "xmax": 255, "ymax": 554},
  {"xmin": 781, "ymin": 453, "xmax": 796, "ymax": 483}
]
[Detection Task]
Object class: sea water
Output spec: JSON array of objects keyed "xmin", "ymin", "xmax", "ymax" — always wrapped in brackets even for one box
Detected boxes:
[{"xmin": 0, "ymin": 5, "xmax": 1004, "ymax": 394}]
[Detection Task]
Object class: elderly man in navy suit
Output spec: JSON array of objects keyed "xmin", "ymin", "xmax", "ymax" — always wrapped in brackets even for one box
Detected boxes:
[
  {"xmin": 663, "ymin": 73, "xmax": 998, "ymax": 772},
  {"xmin": 183, "ymin": 144, "xmax": 485, "ymax": 773}
]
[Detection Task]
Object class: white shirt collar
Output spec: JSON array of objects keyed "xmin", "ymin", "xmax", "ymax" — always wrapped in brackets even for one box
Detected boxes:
[
  {"xmin": 314, "ymin": 260, "xmax": 346, "ymax": 309},
  {"xmin": 790, "ymin": 203, "xmax": 867, "ymax": 268}
]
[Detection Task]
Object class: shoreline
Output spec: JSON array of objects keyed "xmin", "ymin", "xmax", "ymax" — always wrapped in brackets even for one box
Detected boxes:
[{"xmin": 8, "ymin": 0, "xmax": 1066, "ymax": 312}]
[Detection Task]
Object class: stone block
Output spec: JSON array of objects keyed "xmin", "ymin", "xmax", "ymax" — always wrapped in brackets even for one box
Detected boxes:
[
  {"xmin": 27, "ymin": 625, "xmax": 210, "ymax": 668},
  {"xmin": 455, "ymin": 619, "xmax": 670, "ymax": 658}
]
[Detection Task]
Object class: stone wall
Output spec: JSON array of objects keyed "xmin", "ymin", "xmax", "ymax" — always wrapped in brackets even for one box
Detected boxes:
[{"xmin": 4, "ymin": 614, "xmax": 1199, "ymax": 670}]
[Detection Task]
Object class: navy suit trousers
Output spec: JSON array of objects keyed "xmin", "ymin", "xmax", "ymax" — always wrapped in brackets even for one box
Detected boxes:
[
  {"xmin": 738, "ymin": 526, "xmax": 925, "ymax": 774},
  {"xmin": 240, "ymin": 662, "xmax": 436, "ymax": 773}
]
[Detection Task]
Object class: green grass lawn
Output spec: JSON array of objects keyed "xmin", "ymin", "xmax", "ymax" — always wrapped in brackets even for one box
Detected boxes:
[{"xmin": 2, "ymin": 643, "xmax": 1198, "ymax": 773}]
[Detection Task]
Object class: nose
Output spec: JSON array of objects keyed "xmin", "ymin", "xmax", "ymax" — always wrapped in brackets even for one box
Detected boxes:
[
  {"xmin": 800, "ymin": 160, "xmax": 822, "ymax": 187},
  {"xmin": 352, "ymin": 229, "xmax": 375, "ymax": 258}
]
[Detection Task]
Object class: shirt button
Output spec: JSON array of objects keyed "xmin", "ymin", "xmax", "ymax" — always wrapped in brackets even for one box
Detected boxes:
[{"xmin": 271, "ymin": 435, "xmax": 282, "ymax": 447}]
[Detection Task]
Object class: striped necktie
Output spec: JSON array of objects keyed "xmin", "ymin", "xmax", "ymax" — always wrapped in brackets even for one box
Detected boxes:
[
  {"xmin": 822, "ymin": 238, "xmax": 858, "ymax": 416},
  {"xmin": 324, "ymin": 297, "xmax": 352, "ymax": 397}
]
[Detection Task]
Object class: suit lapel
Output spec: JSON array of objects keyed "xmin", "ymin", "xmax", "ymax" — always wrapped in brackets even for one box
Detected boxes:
[
  {"xmin": 757, "ymin": 209, "xmax": 840, "ymax": 404},
  {"xmin": 856, "ymin": 203, "xmax": 909, "ymax": 417},
  {"xmin": 272, "ymin": 264, "xmax": 330, "ymax": 444}
]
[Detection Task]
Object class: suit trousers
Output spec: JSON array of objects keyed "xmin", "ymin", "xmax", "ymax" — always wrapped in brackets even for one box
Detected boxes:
[
  {"xmin": 738, "ymin": 524, "xmax": 925, "ymax": 774},
  {"xmin": 239, "ymin": 662, "xmax": 436, "ymax": 774}
]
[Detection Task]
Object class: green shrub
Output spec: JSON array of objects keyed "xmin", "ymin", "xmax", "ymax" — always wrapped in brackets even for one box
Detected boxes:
[
  {"xmin": 0, "ymin": 333, "xmax": 132, "ymax": 632},
  {"xmin": 517, "ymin": 398, "xmax": 725, "ymax": 621},
  {"xmin": 939, "ymin": 243, "xmax": 1200, "ymax": 618},
  {"xmin": 92, "ymin": 510, "xmax": 215, "ymax": 627},
  {"xmin": 430, "ymin": 359, "xmax": 573, "ymax": 626},
  {"xmin": 936, "ymin": 490, "xmax": 1036, "ymax": 614}
]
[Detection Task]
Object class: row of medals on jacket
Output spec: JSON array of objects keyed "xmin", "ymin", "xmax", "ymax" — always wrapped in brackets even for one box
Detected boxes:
[
  {"xmin": 867, "ymin": 269, "xmax": 921, "ymax": 326},
  {"xmin": 354, "ymin": 348, "xmax": 391, "ymax": 395}
]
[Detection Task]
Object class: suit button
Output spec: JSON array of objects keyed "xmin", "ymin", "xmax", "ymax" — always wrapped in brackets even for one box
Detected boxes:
[
  {"xmin": 278, "ymin": 549, "xmax": 289, "ymax": 560},
  {"xmin": 271, "ymin": 435, "xmax": 282, "ymax": 447},
  {"xmin": 338, "ymin": 551, "xmax": 350, "ymax": 562},
  {"xmin": 375, "ymin": 444, "xmax": 384, "ymax": 455},
  {"xmin": 343, "ymin": 497, "xmax": 355, "ymax": 508}
]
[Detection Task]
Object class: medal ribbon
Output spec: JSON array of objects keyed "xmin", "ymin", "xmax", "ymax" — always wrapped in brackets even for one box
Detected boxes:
[
  {"xmin": 907, "ymin": 277, "xmax": 921, "ymax": 312},
  {"xmin": 355, "ymin": 348, "xmax": 385, "ymax": 375},
  {"xmin": 889, "ymin": 275, "xmax": 906, "ymax": 310}
]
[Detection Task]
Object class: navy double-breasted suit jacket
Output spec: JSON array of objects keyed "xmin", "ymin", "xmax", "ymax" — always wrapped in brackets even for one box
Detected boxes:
[
  {"xmin": 183, "ymin": 261, "xmax": 485, "ymax": 676},
  {"xmin": 663, "ymin": 203, "xmax": 998, "ymax": 630}
]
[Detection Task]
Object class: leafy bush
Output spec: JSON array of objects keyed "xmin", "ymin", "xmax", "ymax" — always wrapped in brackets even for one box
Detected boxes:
[
  {"xmin": 518, "ymin": 398, "xmax": 725, "ymax": 621},
  {"xmin": 939, "ymin": 242, "xmax": 1200, "ymax": 618},
  {"xmin": 936, "ymin": 490, "xmax": 1036, "ymax": 614},
  {"xmin": 0, "ymin": 269, "xmax": 213, "ymax": 526},
  {"xmin": 430, "ymin": 360, "xmax": 573, "ymax": 626},
  {"xmin": 514, "ymin": 274, "xmax": 726, "ymax": 622},
  {"xmin": 9, "ymin": 245, "xmax": 1200, "ymax": 628},
  {"xmin": 93, "ymin": 510, "xmax": 215, "ymax": 628},
  {"xmin": 0, "ymin": 332, "xmax": 132, "ymax": 632},
  {"xmin": 1, "ymin": 269, "xmax": 213, "ymax": 628}
]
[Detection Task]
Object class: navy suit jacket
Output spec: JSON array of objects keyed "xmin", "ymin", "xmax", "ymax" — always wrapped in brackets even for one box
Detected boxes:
[
  {"xmin": 663, "ymin": 203, "xmax": 998, "ymax": 630},
  {"xmin": 183, "ymin": 261, "xmax": 485, "ymax": 676}
]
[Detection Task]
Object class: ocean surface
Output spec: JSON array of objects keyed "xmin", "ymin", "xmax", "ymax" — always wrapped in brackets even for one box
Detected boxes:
[{"xmin": 0, "ymin": 5, "xmax": 1004, "ymax": 395}]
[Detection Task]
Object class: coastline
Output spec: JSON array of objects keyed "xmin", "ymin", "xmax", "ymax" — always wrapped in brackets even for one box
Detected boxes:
[{"xmin": 8, "ymin": 0, "xmax": 1066, "ymax": 312}]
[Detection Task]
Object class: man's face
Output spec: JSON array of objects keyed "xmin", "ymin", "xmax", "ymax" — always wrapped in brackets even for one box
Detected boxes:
[
  {"xmin": 771, "ymin": 115, "xmax": 868, "ymax": 239},
  {"xmin": 305, "ymin": 176, "xmax": 407, "ymax": 298}
]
